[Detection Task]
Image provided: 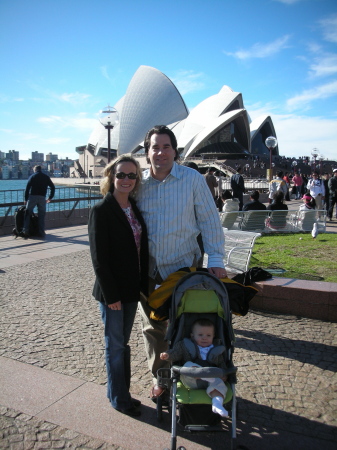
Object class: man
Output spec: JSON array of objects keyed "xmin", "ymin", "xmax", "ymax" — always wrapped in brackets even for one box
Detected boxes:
[
  {"xmin": 242, "ymin": 190, "xmax": 266, "ymax": 211},
  {"xmin": 268, "ymin": 171, "xmax": 287, "ymax": 204},
  {"xmin": 323, "ymin": 173, "xmax": 330, "ymax": 213},
  {"xmin": 292, "ymin": 172, "xmax": 303, "ymax": 200},
  {"xmin": 230, "ymin": 167, "xmax": 245, "ymax": 210},
  {"xmin": 22, "ymin": 165, "xmax": 55, "ymax": 239},
  {"xmin": 328, "ymin": 169, "xmax": 337, "ymax": 220},
  {"xmin": 307, "ymin": 171, "xmax": 325, "ymax": 211},
  {"xmin": 215, "ymin": 170, "xmax": 225, "ymax": 199},
  {"xmin": 136, "ymin": 125, "xmax": 226, "ymax": 396},
  {"xmin": 204, "ymin": 167, "xmax": 218, "ymax": 200}
]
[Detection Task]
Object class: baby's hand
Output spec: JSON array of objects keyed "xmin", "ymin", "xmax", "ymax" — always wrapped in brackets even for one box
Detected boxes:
[{"xmin": 160, "ymin": 352, "xmax": 169, "ymax": 360}]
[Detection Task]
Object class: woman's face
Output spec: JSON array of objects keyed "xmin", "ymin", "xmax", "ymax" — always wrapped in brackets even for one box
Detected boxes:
[{"xmin": 113, "ymin": 161, "xmax": 138, "ymax": 195}]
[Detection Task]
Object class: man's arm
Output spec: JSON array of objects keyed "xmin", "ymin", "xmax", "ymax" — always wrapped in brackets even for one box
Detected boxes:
[
  {"xmin": 48, "ymin": 178, "xmax": 55, "ymax": 200},
  {"xmin": 193, "ymin": 175, "xmax": 226, "ymax": 277}
]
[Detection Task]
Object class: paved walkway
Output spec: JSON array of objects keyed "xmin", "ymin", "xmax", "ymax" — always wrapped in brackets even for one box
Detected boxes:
[{"xmin": 0, "ymin": 225, "xmax": 336, "ymax": 449}]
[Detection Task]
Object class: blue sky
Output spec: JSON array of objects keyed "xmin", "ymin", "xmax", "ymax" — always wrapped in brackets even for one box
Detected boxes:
[{"xmin": 1, "ymin": 0, "xmax": 336, "ymax": 161}]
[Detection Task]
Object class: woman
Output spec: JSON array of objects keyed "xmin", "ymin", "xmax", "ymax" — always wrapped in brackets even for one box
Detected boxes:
[
  {"xmin": 219, "ymin": 190, "xmax": 240, "ymax": 212},
  {"xmin": 88, "ymin": 155, "xmax": 149, "ymax": 417},
  {"xmin": 266, "ymin": 191, "xmax": 288, "ymax": 229},
  {"xmin": 266, "ymin": 190, "xmax": 288, "ymax": 212},
  {"xmin": 299, "ymin": 194, "xmax": 316, "ymax": 213}
]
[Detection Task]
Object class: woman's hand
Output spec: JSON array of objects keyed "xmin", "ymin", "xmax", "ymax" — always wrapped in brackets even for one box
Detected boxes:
[
  {"xmin": 160, "ymin": 352, "xmax": 169, "ymax": 360},
  {"xmin": 108, "ymin": 301, "xmax": 122, "ymax": 311}
]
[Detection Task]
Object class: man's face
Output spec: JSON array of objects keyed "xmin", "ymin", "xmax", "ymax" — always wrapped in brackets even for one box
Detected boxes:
[
  {"xmin": 147, "ymin": 133, "xmax": 176, "ymax": 174},
  {"xmin": 334, "ymin": 172, "xmax": 337, "ymax": 177}
]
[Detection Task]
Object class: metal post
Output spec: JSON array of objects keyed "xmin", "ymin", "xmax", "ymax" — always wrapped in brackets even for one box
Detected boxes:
[{"xmin": 107, "ymin": 121, "xmax": 111, "ymax": 164}]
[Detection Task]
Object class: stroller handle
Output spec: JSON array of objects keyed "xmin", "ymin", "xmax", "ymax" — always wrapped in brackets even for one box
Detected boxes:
[{"xmin": 172, "ymin": 365, "xmax": 237, "ymax": 379}]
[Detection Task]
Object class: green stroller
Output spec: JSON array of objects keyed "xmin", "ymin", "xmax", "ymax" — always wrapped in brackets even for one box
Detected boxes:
[{"xmin": 156, "ymin": 271, "xmax": 238, "ymax": 450}]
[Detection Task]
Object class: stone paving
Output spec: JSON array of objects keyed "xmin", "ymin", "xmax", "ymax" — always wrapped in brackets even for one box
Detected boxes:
[{"xmin": 0, "ymin": 248, "xmax": 337, "ymax": 449}]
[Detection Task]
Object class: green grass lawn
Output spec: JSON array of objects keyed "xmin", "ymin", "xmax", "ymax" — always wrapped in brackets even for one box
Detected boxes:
[{"xmin": 249, "ymin": 232, "xmax": 337, "ymax": 283}]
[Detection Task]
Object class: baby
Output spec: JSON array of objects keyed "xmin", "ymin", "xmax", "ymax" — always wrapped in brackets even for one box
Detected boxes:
[{"xmin": 160, "ymin": 318, "xmax": 229, "ymax": 417}]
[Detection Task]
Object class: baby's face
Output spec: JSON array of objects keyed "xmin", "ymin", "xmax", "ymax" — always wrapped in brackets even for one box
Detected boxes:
[{"xmin": 191, "ymin": 324, "xmax": 214, "ymax": 347}]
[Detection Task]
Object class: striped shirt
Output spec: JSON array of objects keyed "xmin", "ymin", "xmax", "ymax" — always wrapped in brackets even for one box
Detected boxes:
[{"xmin": 136, "ymin": 163, "xmax": 225, "ymax": 280}]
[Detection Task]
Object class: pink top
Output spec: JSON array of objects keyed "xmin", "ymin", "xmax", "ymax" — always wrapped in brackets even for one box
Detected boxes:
[{"xmin": 122, "ymin": 206, "xmax": 142, "ymax": 260}]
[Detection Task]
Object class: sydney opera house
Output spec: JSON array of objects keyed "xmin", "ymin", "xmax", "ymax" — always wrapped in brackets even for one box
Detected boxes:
[{"xmin": 76, "ymin": 65, "xmax": 278, "ymax": 177}]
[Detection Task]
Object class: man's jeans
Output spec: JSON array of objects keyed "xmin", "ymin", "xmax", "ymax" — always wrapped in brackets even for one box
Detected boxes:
[
  {"xmin": 23, "ymin": 195, "xmax": 46, "ymax": 236},
  {"xmin": 295, "ymin": 186, "xmax": 302, "ymax": 199},
  {"xmin": 99, "ymin": 301, "xmax": 138, "ymax": 410}
]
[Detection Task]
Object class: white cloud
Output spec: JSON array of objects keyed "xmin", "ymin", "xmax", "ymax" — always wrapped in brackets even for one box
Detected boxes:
[
  {"xmin": 319, "ymin": 14, "xmax": 337, "ymax": 43},
  {"xmin": 37, "ymin": 114, "xmax": 97, "ymax": 131},
  {"xmin": 100, "ymin": 66, "xmax": 111, "ymax": 81},
  {"xmin": 42, "ymin": 137, "xmax": 70, "ymax": 145},
  {"xmin": 57, "ymin": 92, "xmax": 91, "ymax": 105},
  {"xmin": 286, "ymin": 80, "xmax": 337, "ymax": 110},
  {"xmin": 249, "ymin": 106, "xmax": 337, "ymax": 159},
  {"xmin": 170, "ymin": 70, "xmax": 205, "ymax": 95},
  {"xmin": 224, "ymin": 35, "xmax": 291, "ymax": 60},
  {"xmin": 309, "ymin": 54, "xmax": 337, "ymax": 78}
]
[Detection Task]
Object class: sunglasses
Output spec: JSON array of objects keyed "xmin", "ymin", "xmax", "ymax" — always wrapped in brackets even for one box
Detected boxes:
[{"xmin": 115, "ymin": 172, "xmax": 137, "ymax": 180}]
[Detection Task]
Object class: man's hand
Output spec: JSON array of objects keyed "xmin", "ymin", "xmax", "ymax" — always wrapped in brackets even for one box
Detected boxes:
[
  {"xmin": 46, "ymin": 199, "xmax": 51, "ymax": 204},
  {"xmin": 108, "ymin": 301, "xmax": 122, "ymax": 311},
  {"xmin": 208, "ymin": 267, "xmax": 227, "ymax": 279}
]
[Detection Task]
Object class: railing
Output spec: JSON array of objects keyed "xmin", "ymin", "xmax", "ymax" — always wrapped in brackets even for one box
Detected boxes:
[
  {"xmin": 0, "ymin": 186, "xmax": 103, "ymax": 234},
  {"xmin": 219, "ymin": 209, "xmax": 327, "ymax": 234}
]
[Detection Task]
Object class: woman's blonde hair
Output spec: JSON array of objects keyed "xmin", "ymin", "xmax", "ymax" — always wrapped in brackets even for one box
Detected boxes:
[{"xmin": 100, "ymin": 154, "xmax": 142, "ymax": 197}]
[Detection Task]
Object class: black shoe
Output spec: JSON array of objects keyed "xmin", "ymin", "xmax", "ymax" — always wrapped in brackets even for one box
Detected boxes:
[
  {"xmin": 115, "ymin": 405, "xmax": 141, "ymax": 417},
  {"xmin": 131, "ymin": 398, "xmax": 141, "ymax": 407}
]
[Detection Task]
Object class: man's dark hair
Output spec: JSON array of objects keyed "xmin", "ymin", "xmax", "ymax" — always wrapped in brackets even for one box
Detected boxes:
[
  {"xmin": 34, "ymin": 165, "xmax": 42, "ymax": 172},
  {"xmin": 251, "ymin": 190, "xmax": 260, "ymax": 201},
  {"xmin": 277, "ymin": 171, "xmax": 284, "ymax": 178},
  {"xmin": 207, "ymin": 167, "xmax": 215, "ymax": 173},
  {"xmin": 237, "ymin": 166, "xmax": 242, "ymax": 173},
  {"xmin": 144, "ymin": 125, "xmax": 178, "ymax": 160},
  {"xmin": 221, "ymin": 189, "xmax": 232, "ymax": 200}
]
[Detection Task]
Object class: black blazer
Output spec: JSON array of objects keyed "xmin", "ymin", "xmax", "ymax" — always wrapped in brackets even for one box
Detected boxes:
[{"xmin": 88, "ymin": 192, "xmax": 149, "ymax": 304}]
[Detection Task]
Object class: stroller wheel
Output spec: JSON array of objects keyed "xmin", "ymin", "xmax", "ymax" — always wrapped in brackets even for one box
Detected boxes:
[{"xmin": 177, "ymin": 447, "xmax": 186, "ymax": 450}]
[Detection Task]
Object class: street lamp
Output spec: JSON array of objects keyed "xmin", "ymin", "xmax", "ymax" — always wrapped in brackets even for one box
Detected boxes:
[
  {"xmin": 292, "ymin": 160, "xmax": 297, "ymax": 174},
  {"xmin": 265, "ymin": 136, "xmax": 278, "ymax": 181},
  {"xmin": 99, "ymin": 106, "xmax": 119, "ymax": 164},
  {"xmin": 311, "ymin": 148, "xmax": 319, "ymax": 172}
]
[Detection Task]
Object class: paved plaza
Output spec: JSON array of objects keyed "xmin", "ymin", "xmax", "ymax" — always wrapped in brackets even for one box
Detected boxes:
[{"xmin": 0, "ymin": 226, "xmax": 336, "ymax": 449}]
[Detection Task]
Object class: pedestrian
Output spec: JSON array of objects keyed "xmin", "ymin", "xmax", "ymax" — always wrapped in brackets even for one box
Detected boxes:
[
  {"xmin": 204, "ymin": 167, "xmax": 218, "ymax": 200},
  {"xmin": 292, "ymin": 172, "xmax": 303, "ymax": 200},
  {"xmin": 268, "ymin": 171, "xmax": 287, "ymax": 204},
  {"xmin": 283, "ymin": 172, "xmax": 291, "ymax": 201},
  {"xmin": 136, "ymin": 125, "xmax": 226, "ymax": 399},
  {"xmin": 88, "ymin": 155, "xmax": 149, "ymax": 417},
  {"xmin": 215, "ymin": 170, "xmax": 225, "ymax": 199},
  {"xmin": 328, "ymin": 169, "xmax": 337, "ymax": 220},
  {"xmin": 323, "ymin": 173, "xmax": 330, "ymax": 214},
  {"xmin": 22, "ymin": 165, "xmax": 55, "ymax": 239},
  {"xmin": 307, "ymin": 171, "xmax": 325, "ymax": 211},
  {"xmin": 230, "ymin": 167, "xmax": 245, "ymax": 210}
]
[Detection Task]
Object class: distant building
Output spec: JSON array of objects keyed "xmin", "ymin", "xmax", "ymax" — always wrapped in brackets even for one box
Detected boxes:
[
  {"xmin": 32, "ymin": 151, "xmax": 44, "ymax": 162},
  {"xmin": 45, "ymin": 152, "xmax": 58, "ymax": 163},
  {"xmin": 0, "ymin": 151, "xmax": 6, "ymax": 159},
  {"xmin": 5, "ymin": 150, "xmax": 19, "ymax": 162},
  {"xmin": 1, "ymin": 166, "xmax": 10, "ymax": 179}
]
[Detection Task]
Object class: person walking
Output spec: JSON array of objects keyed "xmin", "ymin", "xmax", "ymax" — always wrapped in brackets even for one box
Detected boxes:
[
  {"xmin": 136, "ymin": 125, "xmax": 226, "ymax": 399},
  {"xmin": 204, "ymin": 167, "xmax": 218, "ymax": 200},
  {"xmin": 328, "ymin": 169, "xmax": 337, "ymax": 220},
  {"xmin": 307, "ymin": 171, "xmax": 325, "ymax": 211},
  {"xmin": 230, "ymin": 167, "xmax": 245, "ymax": 210},
  {"xmin": 88, "ymin": 155, "xmax": 149, "ymax": 417},
  {"xmin": 323, "ymin": 173, "xmax": 330, "ymax": 214},
  {"xmin": 268, "ymin": 171, "xmax": 287, "ymax": 204},
  {"xmin": 22, "ymin": 165, "xmax": 55, "ymax": 239},
  {"xmin": 292, "ymin": 172, "xmax": 303, "ymax": 200}
]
